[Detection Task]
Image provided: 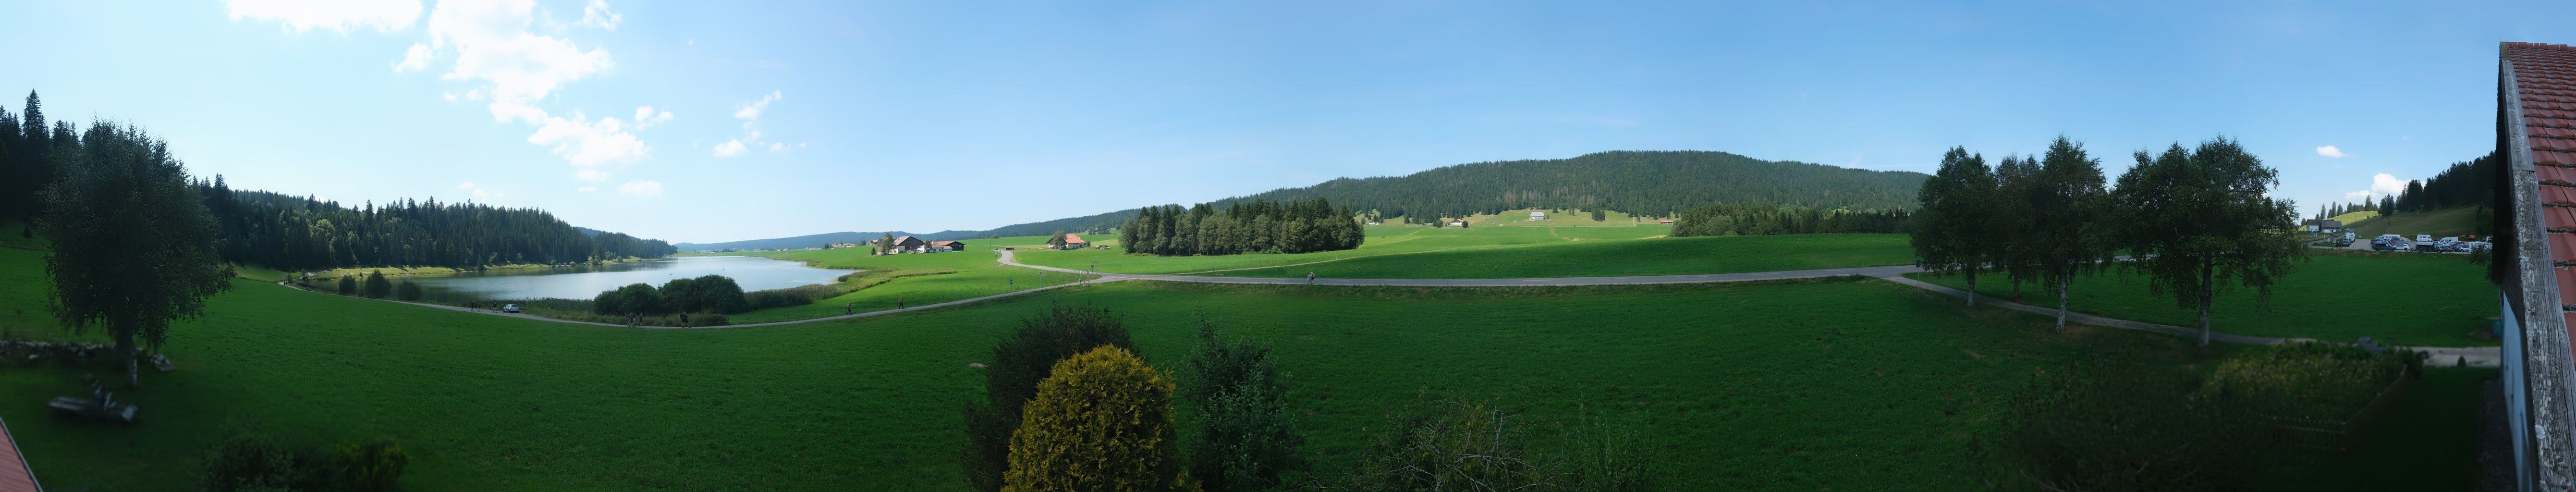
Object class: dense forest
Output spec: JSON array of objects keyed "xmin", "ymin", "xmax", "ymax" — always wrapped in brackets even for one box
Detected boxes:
[
  {"xmin": 1119, "ymin": 197, "xmax": 1364, "ymax": 256},
  {"xmin": 940, "ymin": 150, "xmax": 1927, "ymax": 239},
  {"xmin": 1669, "ymin": 203, "xmax": 1911, "ymax": 236},
  {"xmin": 0, "ymin": 91, "xmax": 674, "ymax": 271}
]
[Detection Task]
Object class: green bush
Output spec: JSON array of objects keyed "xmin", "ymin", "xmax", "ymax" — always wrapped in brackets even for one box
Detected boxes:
[
  {"xmin": 332, "ymin": 441, "xmax": 409, "ymax": 492},
  {"xmin": 963, "ymin": 304, "xmax": 1135, "ymax": 492},
  {"xmin": 1002, "ymin": 345, "xmax": 1188, "ymax": 492},
  {"xmin": 1184, "ymin": 316, "xmax": 1306, "ymax": 492},
  {"xmin": 1967, "ymin": 364, "xmax": 2274, "ymax": 492},
  {"xmin": 1327, "ymin": 398, "xmax": 1660, "ymax": 492},
  {"xmin": 362, "ymin": 272, "xmax": 392, "ymax": 299},
  {"xmin": 394, "ymin": 281, "xmax": 423, "ymax": 301},
  {"xmin": 202, "ymin": 432, "xmax": 307, "ymax": 492},
  {"xmin": 592, "ymin": 283, "xmax": 666, "ymax": 315},
  {"xmin": 334, "ymin": 275, "xmax": 357, "ymax": 295},
  {"xmin": 2203, "ymin": 341, "xmax": 2417, "ymax": 420}
]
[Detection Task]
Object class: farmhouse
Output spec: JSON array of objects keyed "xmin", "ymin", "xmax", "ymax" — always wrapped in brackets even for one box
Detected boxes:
[
  {"xmin": 929, "ymin": 240, "xmax": 965, "ymax": 251},
  {"xmin": 886, "ymin": 235, "xmax": 927, "ymax": 252},
  {"xmin": 1529, "ymin": 210, "xmax": 1545, "ymax": 221},
  {"xmin": 827, "ymin": 242, "xmax": 859, "ymax": 249},
  {"xmin": 2301, "ymin": 219, "xmax": 2343, "ymax": 234},
  {"xmin": 1059, "ymin": 234, "xmax": 1089, "ymax": 249}
]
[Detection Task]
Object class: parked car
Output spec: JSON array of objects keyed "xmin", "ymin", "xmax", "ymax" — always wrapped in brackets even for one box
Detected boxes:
[
  {"xmin": 502, "ymin": 304, "xmax": 522, "ymax": 313},
  {"xmin": 2417, "ymin": 234, "xmax": 2434, "ymax": 244}
]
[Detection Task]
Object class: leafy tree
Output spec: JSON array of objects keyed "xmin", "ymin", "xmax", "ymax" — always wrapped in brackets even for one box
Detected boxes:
[
  {"xmin": 678, "ymin": 274, "xmax": 747, "ymax": 314},
  {"xmin": 1910, "ymin": 147, "xmax": 1997, "ymax": 306},
  {"xmin": 39, "ymin": 121, "xmax": 233, "ymax": 386},
  {"xmin": 963, "ymin": 304, "xmax": 1136, "ymax": 492},
  {"xmin": 2029, "ymin": 137, "xmax": 2112, "ymax": 331},
  {"xmin": 879, "ymin": 232, "xmax": 897, "ymax": 255},
  {"xmin": 1002, "ymin": 345, "xmax": 1188, "ymax": 492},
  {"xmin": 362, "ymin": 271, "xmax": 392, "ymax": 299},
  {"xmin": 395, "ymin": 280, "xmax": 424, "ymax": 301},
  {"xmin": 1184, "ymin": 315, "xmax": 1306, "ymax": 492},
  {"xmin": 1589, "ymin": 208, "xmax": 1606, "ymax": 221},
  {"xmin": 1990, "ymin": 155, "xmax": 2042, "ymax": 300},
  {"xmin": 336, "ymin": 275, "xmax": 358, "ymax": 295},
  {"xmin": 592, "ymin": 283, "xmax": 666, "ymax": 315},
  {"xmin": 2109, "ymin": 138, "xmax": 2306, "ymax": 346}
]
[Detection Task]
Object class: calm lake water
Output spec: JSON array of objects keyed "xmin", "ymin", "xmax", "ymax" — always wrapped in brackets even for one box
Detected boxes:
[{"xmin": 402, "ymin": 256, "xmax": 855, "ymax": 304}]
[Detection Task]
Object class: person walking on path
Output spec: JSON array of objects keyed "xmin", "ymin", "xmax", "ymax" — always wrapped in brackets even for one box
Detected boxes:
[
  {"xmin": 844, "ymin": 302, "xmax": 853, "ymax": 315},
  {"xmin": 680, "ymin": 312, "xmax": 691, "ymax": 329},
  {"xmin": 897, "ymin": 296, "xmax": 906, "ymax": 309},
  {"xmin": 1307, "ymin": 271, "xmax": 1316, "ymax": 283}
]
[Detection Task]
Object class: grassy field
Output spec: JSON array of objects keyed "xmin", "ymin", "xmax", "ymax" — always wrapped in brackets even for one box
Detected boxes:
[
  {"xmin": 1908, "ymin": 251, "xmax": 2498, "ymax": 347},
  {"xmin": 2330, "ymin": 210, "xmax": 2381, "ymax": 224},
  {"xmin": 2348, "ymin": 205, "xmax": 2481, "ymax": 239},
  {"xmin": 1013, "ymin": 225, "xmax": 1913, "ymax": 278},
  {"xmin": 1464, "ymin": 208, "xmax": 1643, "ymax": 227},
  {"xmin": 0, "ymin": 235, "xmax": 2483, "ymax": 489},
  {"xmin": 725, "ymin": 245, "xmax": 1094, "ymax": 323}
]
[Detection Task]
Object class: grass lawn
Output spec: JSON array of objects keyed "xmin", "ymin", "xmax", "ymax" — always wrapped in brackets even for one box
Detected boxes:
[
  {"xmin": 722, "ymin": 247, "xmax": 1094, "ymax": 323},
  {"xmin": 2330, "ymin": 210, "xmax": 2381, "ymax": 224},
  {"xmin": 1014, "ymin": 225, "xmax": 1918, "ymax": 279},
  {"xmin": 2349, "ymin": 205, "xmax": 2482, "ymax": 239},
  {"xmin": 1465, "ymin": 208, "xmax": 1644, "ymax": 227},
  {"xmin": 1906, "ymin": 252, "xmax": 2498, "ymax": 347},
  {"xmin": 0, "ymin": 234, "xmax": 2487, "ymax": 489}
]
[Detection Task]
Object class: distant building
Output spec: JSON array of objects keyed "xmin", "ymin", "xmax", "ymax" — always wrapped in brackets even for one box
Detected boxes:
[
  {"xmin": 1658, "ymin": 219, "xmax": 1674, "ymax": 224},
  {"xmin": 887, "ymin": 235, "xmax": 927, "ymax": 252},
  {"xmin": 1059, "ymin": 234, "xmax": 1089, "ymax": 249},
  {"xmin": 1529, "ymin": 210, "xmax": 1545, "ymax": 221},
  {"xmin": 827, "ymin": 242, "xmax": 859, "ymax": 249},
  {"xmin": 930, "ymin": 240, "xmax": 966, "ymax": 251},
  {"xmin": 1449, "ymin": 221, "xmax": 1466, "ymax": 227},
  {"xmin": 2301, "ymin": 219, "xmax": 2344, "ymax": 234}
]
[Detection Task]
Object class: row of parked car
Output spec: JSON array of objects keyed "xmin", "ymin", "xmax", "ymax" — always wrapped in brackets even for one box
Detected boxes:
[{"xmin": 2363, "ymin": 233, "xmax": 2491, "ymax": 253}]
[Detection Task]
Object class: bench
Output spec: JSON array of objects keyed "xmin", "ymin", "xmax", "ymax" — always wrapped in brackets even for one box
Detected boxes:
[{"xmin": 48, "ymin": 396, "xmax": 136, "ymax": 423}]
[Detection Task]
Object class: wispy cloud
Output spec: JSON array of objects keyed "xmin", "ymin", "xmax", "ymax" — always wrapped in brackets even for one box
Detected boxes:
[
  {"xmin": 225, "ymin": 0, "xmax": 423, "ymax": 33},
  {"xmin": 2316, "ymin": 145, "xmax": 2351, "ymax": 158},
  {"xmin": 575, "ymin": 0, "xmax": 621, "ymax": 30},
  {"xmin": 714, "ymin": 90, "xmax": 798, "ymax": 157},
  {"xmin": 2342, "ymin": 172, "xmax": 2405, "ymax": 200}
]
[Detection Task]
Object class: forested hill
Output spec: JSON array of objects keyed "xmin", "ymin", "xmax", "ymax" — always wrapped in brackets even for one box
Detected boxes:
[
  {"xmin": 201, "ymin": 183, "xmax": 678, "ymax": 271},
  {"xmin": 943, "ymin": 150, "xmax": 1928, "ymax": 238}
]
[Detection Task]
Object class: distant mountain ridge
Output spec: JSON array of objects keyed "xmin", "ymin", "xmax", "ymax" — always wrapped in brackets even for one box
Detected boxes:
[{"xmin": 685, "ymin": 150, "xmax": 1929, "ymax": 249}]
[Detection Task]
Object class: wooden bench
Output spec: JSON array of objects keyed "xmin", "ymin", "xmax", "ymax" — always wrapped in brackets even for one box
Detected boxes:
[{"xmin": 47, "ymin": 396, "xmax": 135, "ymax": 424}]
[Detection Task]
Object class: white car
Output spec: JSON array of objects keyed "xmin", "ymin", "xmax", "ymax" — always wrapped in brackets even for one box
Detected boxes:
[{"xmin": 502, "ymin": 304, "xmax": 522, "ymax": 313}]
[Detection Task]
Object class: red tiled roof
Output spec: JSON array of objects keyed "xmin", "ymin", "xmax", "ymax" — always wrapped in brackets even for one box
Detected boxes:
[
  {"xmin": 1062, "ymin": 234, "xmax": 1087, "ymax": 243},
  {"xmin": 2507, "ymin": 42, "xmax": 2576, "ymax": 339},
  {"xmin": 0, "ymin": 418, "xmax": 37, "ymax": 492}
]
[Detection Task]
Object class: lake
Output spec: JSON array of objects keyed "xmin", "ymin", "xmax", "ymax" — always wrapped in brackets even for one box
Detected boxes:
[{"xmin": 400, "ymin": 256, "xmax": 857, "ymax": 304}]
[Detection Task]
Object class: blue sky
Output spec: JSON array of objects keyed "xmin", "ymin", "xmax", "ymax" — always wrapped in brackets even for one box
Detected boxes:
[{"xmin": 0, "ymin": 1, "xmax": 2567, "ymax": 243}]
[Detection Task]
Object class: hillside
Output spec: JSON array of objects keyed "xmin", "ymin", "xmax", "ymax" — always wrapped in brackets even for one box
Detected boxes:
[
  {"xmin": 720, "ymin": 150, "xmax": 1926, "ymax": 244},
  {"xmin": 2349, "ymin": 205, "xmax": 2484, "ymax": 239},
  {"xmin": 676, "ymin": 231, "xmax": 918, "ymax": 251}
]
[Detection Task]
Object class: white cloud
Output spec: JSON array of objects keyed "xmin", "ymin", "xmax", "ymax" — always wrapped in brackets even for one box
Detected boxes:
[
  {"xmin": 618, "ymin": 180, "xmax": 663, "ymax": 197},
  {"xmin": 713, "ymin": 139, "xmax": 748, "ymax": 157},
  {"xmin": 767, "ymin": 142, "xmax": 789, "ymax": 152},
  {"xmin": 458, "ymin": 181, "xmax": 476, "ymax": 189},
  {"xmin": 733, "ymin": 90, "xmax": 782, "ymax": 120},
  {"xmin": 526, "ymin": 111, "xmax": 647, "ymax": 179},
  {"xmin": 2342, "ymin": 172, "xmax": 2407, "ymax": 200},
  {"xmin": 2316, "ymin": 145, "xmax": 2351, "ymax": 158},
  {"xmin": 225, "ymin": 0, "xmax": 423, "ymax": 33},
  {"xmin": 576, "ymin": 186, "xmax": 597, "ymax": 192},
  {"xmin": 576, "ymin": 0, "xmax": 622, "ymax": 30},
  {"xmin": 395, "ymin": 42, "xmax": 434, "ymax": 72},
  {"xmin": 423, "ymin": 0, "xmax": 612, "ymax": 116},
  {"xmin": 633, "ymin": 106, "xmax": 672, "ymax": 127}
]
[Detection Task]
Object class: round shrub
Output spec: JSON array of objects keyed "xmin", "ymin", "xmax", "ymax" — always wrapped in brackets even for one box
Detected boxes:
[{"xmin": 1002, "ymin": 345, "xmax": 1186, "ymax": 492}]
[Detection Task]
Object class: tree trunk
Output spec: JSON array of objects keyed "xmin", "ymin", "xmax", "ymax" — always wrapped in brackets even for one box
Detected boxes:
[
  {"xmin": 2011, "ymin": 279, "xmax": 2022, "ymax": 302},
  {"xmin": 2197, "ymin": 262, "xmax": 2216, "ymax": 347},
  {"xmin": 1964, "ymin": 267, "xmax": 1978, "ymax": 307},
  {"xmin": 113, "ymin": 314, "xmax": 138, "ymax": 387},
  {"xmin": 2055, "ymin": 276, "xmax": 2070, "ymax": 332}
]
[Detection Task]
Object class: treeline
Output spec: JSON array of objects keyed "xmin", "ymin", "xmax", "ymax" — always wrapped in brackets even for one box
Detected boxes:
[
  {"xmin": 2397, "ymin": 152, "xmax": 2497, "ymax": 213},
  {"xmin": 948, "ymin": 150, "xmax": 1928, "ymax": 239},
  {"xmin": 0, "ymin": 91, "xmax": 674, "ymax": 271},
  {"xmin": 1670, "ymin": 203, "xmax": 1910, "ymax": 236},
  {"xmin": 1119, "ymin": 197, "xmax": 1364, "ymax": 256},
  {"xmin": 199, "ymin": 183, "xmax": 676, "ymax": 271},
  {"xmin": 1914, "ymin": 135, "xmax": 2305, "ymax": 345}
]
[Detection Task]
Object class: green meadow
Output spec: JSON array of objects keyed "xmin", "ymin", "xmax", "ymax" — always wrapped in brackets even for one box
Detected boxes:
[
  {"xmin": 1906, "ymin": 251, "xmax": 2499, "ymax": 347},
  {"xmin": 1014, "ymin": 225, "xmax": 1914, "ymax": 278},
  {"xmin": 722, "ymin": 243, "xmax": 1094, "ymax": 323},
  {"xmin": 0, "ymin": 240, "xmax": 2482, "ymax": 490}
]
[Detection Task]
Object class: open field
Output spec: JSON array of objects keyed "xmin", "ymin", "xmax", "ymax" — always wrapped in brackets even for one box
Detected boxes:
[
  {"xmin": 1464, "ymin": 208, "xmax": 1643, "ymax": 227},
  {"xmin": 2330, "ymin": 209, "xmax": 2381, "ymax": 224},
  {"xmin": 2348, "ymin": 205, "xmax": 2482, "ymax": 239},
  {"xmin": 1015, "ymin": 225, "xmax": 1917, "ymax": 278},
  {"xmin": 724, "ymin": 246, "xmax": 1093, "ymax": 323},
  {"xmin": 1907, "ymin": 251, "xmax": 2498, "ymax": 347},
  {"xmin": 0, "ymin": 238, "xmax": 2483, "ymax": 489}
]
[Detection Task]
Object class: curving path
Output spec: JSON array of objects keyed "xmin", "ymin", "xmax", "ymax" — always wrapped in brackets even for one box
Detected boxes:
[{"xmin": 273, "ymin": 251, "xmax": 2503, "ymax": 367}]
